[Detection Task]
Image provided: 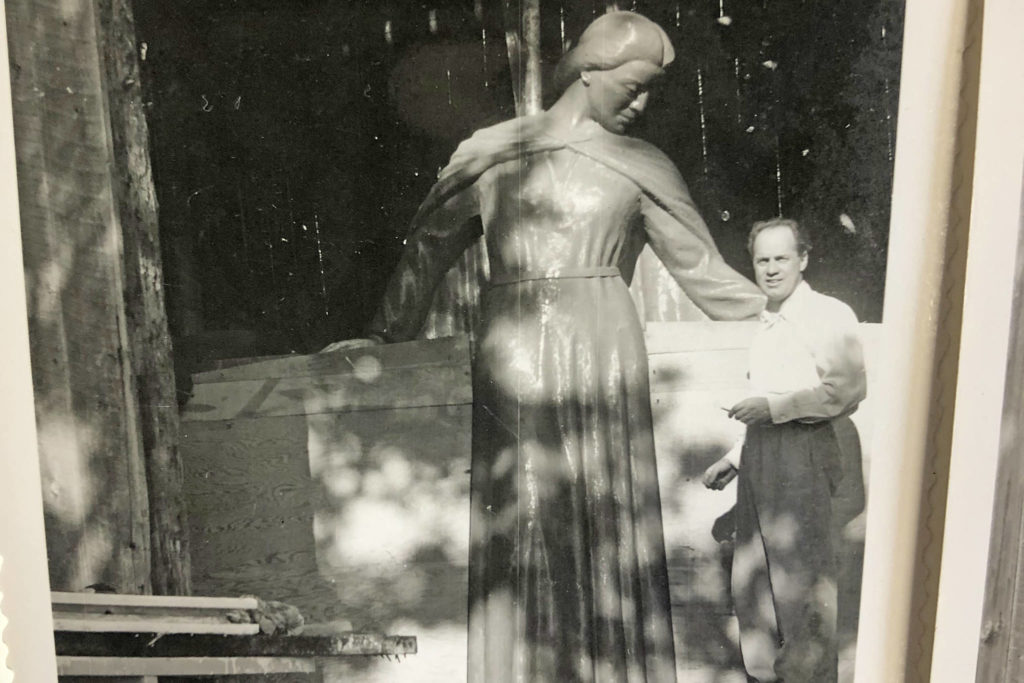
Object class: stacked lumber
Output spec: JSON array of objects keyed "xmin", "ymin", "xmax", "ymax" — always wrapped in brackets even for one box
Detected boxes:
[{"xmin": 52, "ymin": 592, "xmax": 417, "ymax": 678}]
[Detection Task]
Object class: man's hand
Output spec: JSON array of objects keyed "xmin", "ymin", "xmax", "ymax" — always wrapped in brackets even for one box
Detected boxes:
[
  {"xmin": 702, "ymin": 457, "xmax": 738, "ymax": 491},
  {"xmin": 728, "ymin": 397, "xmax": 772, "ymax": 425}
]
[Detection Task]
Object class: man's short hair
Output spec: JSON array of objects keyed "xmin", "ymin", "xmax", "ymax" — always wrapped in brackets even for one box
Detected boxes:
[{"xmin": 747, "ymin": 218, "xmax": 811, "ymax": 256}]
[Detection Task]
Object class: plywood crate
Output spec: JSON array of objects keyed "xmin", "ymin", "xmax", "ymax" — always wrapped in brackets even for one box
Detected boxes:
[{"xmin": 181, "ymin": 323, "xmax": 879, "ymax": 682}]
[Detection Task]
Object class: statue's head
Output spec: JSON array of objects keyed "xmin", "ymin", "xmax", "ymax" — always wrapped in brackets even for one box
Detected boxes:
[{"xmin": 553, "ymin": 12, "xmax": 675, "ymax": 134}]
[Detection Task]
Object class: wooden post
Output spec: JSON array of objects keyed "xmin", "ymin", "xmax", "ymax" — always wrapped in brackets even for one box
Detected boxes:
[
  {"xmin": 975, "ymin": 206, "xmax": 1024, "ymax": 681},
  {"xmin": 96, "ymin": 0, "xmax": 192, "ymax": 595},
  {"xmin": 521, "ymin": 0, "xmax": 542, "ymax": 115},
  {"xmin": 5, "ymin": 0, "xmax": 189, "ymax": 595},
  {"xmin": 503, "ymin": 0, "xmax": 543, "ymax": 116},
  {"xmin": 5, "ymin": 0, "xmax": 152, "ymax": 593}
]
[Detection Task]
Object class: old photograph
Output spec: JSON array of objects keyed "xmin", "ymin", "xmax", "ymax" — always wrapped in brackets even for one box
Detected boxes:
[{"xmin": 3, "ymin": 0, "xmax": 916, "ymax": 681}]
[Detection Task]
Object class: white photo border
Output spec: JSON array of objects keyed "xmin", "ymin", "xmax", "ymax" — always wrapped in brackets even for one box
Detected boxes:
[{"xmin": 0, "ymin": 2, "xmax": 60, "ymax": 681}]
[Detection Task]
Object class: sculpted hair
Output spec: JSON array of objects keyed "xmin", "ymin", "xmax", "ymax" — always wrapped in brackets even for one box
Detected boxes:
[
  {"xmin": 747, "ymin": 218, "xmax": 812, "ymax": 256},
  {"xmin": 552, "ymin": 11, "xmax": 675, "ymax": 94}
]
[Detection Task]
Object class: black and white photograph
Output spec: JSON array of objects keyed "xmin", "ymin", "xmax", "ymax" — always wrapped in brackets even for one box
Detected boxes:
[{"xmin": 0, "ymin": 0, "xmax": 984, "ymax": 681}]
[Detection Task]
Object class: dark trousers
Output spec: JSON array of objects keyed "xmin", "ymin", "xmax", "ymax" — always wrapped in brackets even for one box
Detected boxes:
[{"xmin": 732, "ymin": 421, "xmax": 842, "ymax": 683}]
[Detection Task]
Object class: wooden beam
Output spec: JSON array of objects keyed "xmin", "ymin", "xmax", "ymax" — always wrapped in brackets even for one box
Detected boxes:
[
  {"xmin": 183, "ymin": 365, "xmax": 472, "ymax": 422},
  {"xmin": 52, "ymin": 591, "xmax": 261, "ymax": 634},
  {"xmin": 521, "ymin": 0, "xmax": 542, "ymax": 114},
  {"xmin": 975, "ymin": 185, "xmax": 1024, "ymax": 682},
  {"xmin": 52, "ymin": 592, "xmax": 257, "ymax": 611},
  {"xmin": 502, "ymin": 0, "xmax": 542, "ymax": 116},
  {"xmin": 57, "ymin": 656, "xmax": 317, "ymax": 676},
  {"xmin": 53, "ymin": 618, "xmax": 259, "ymax": 635},
  {"xmin": 182, "ymin": 337, "xmax": 473, "ymax": 422},
  {"xmin": 6, "ymin": 0, "xmax": 150, "ymax": 593},
  {"xmin": 55, "ymin": 632, "xmax": 418, "ymax": 657},
  {"xmin": 96, "ymin": 0, "xmax": 192, "ymax": 596},
  {"xmin": 194, "ymin": 336, "xmax": 469, "ymax": 384}
]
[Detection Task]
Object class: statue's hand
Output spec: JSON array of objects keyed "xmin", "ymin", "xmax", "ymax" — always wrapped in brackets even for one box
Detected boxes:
[{"xmin": 319, "ymin": 337, "xmax": 383, "ymax": 353}]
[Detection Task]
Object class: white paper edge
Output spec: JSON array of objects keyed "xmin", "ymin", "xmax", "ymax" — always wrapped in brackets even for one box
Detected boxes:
[
  {"xmin": 929, "ymin": 0, "xmax": 1024, "ymax": 679},
  {"xmin": 0, "ymin": 2, "xmax": 59, "ymax": 682}
]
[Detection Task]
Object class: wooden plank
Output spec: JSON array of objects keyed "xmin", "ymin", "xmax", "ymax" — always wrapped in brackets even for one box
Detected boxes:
[
  {"xmin": 184, "ymin": 327, "xmax": 880, "ymax": 420},
  {"xmin": 53, "ymin": 610, "xmax": 257, "ymax": 626},
  {"xmin": 644, "ymin": 321, "xmax": 757, "ymax": 354},
  {"xmin": 183, "ymin": 364, "xmax": 472, "ymax": 422},
  {"xmin": 976, "ymin": 206, "xmax": 1024, "ymax": 680},
  {"xmin": 53, "ymin": 617, "xmax": 259, "ymax": 635},
  {"xmin": 55, "ymin": 632, "xmax": 417, "ymax": 657},
  {"xmin": 649, "ymin": 350, "xmax": 751, "ymax": 395},
  {"xmin": 180, "ymin": 415, "xmax": 341, "ymax": 623},
  {"xmin": 6, "ymin": 0, "xmax": 150, "ymax": 594},
  {"xmin": 644, "ymin": 320, "xmax": 882, "ymax": 355},
  {"xmin": 180, "ymin": 404, "xmax": 466, "ymax": 683},
  {"xmin": 192, "ymin": 336, "xmax": 471, "ymax": 384},
  {"xmin": 520, "ymin": 0, "xmax": 542, "ymax": 114},
  {"xmin": 198, "ymin": 354, "xmax": 297, "ymax": 373},
  {"xmin": 53, "ymin": 592, "xmax": 257, "ymax": 611},
  {"xmin": 57, "ymin": 656, "xmax": 316, "ymax": 676},
  {"xmin": 182, "ymin": 407, "xmax": 472, "ymax": 629}
]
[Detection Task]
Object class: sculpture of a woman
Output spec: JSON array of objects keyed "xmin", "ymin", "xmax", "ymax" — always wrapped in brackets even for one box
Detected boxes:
[{"xmin": 325, "ymin": 12, "xmax": 765, "ymax": 682}]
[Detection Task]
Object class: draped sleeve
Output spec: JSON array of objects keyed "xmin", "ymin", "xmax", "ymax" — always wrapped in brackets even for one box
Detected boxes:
[
  {"xmin": 366, "ymin": 183, "xmax": 483, "ymax": 342},
  {"xmin": 569, "ymin": 130, "xmax": 764, "ymax": 321},
  {"xmin": 639, "ymin": 192, "xmax": 765, "ymax": 321}
]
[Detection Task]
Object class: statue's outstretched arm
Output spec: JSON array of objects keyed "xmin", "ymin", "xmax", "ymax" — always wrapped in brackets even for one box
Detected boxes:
[{"xmin": 639, "ymin": 193, "xmax": 764, "ymax": 321}]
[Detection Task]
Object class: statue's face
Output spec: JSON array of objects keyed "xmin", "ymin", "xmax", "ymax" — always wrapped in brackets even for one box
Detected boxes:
[{"xmin": 582, "ymin": 60, "xmax": 662, "ymax": 135}]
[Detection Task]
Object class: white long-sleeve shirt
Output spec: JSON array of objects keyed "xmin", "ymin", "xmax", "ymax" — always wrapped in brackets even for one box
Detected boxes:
[{"xmin": 724, "ymin": 280, "xmax": 867, "ymax": 468}]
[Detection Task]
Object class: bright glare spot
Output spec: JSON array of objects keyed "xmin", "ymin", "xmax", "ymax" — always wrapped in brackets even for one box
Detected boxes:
[
  {"xmin": 352, "ymin": 355, "xmax": 382, "ymax": 383},
  {"xmin": 378, "ymin": 448, "xmax": 414, "ymax": 491},
  {"xmin": 323, "ymin": 467, "xmax": 360, "ymax": 498},
  {"xmin": 334, "ymin": 499, "xmax": 422, "ymax": 565},
  {"xmin": 839, "ymin": 213, "xmax": 856, "ymax": 234}
]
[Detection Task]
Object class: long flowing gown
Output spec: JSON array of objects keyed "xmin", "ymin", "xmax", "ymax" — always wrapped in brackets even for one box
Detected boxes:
[{"xmin": 367, "ymin": 116, "xmax": 764, "ymax": 682}]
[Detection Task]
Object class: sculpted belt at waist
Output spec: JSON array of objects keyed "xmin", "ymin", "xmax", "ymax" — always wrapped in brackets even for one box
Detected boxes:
[{"xmin": 488, "ymin": 266, "xmax": 621, "ymax": 287}]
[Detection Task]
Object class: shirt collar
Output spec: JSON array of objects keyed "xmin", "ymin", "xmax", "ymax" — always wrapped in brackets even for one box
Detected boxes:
[{"xmin": 760, "ymin": 279, "xmax": 813, "ymax": 325}]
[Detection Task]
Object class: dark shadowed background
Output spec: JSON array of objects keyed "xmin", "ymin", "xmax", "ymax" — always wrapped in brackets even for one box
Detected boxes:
[{"xmin": 132, "ymin": 0, "xmax": 902, "ymax": 360}]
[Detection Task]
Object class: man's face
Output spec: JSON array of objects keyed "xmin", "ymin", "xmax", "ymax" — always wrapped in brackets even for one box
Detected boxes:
[
  {"xmin": 752, "ymin": 225, "xmax": 808, "ymax": 308},
  {"xmin": 582, "ymin": 60, "xmax": 662, "ymax": 135}
]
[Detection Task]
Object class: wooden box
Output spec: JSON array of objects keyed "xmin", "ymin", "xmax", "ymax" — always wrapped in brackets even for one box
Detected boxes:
[{"xmin": 180, "ymin": 323, "xmax": 879, "ymax": 682}]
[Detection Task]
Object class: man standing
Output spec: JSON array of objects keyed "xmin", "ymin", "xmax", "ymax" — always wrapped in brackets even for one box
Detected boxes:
[{"xmin": 703, "ymin": 218, "xmax": 867, "ymax": 682}]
